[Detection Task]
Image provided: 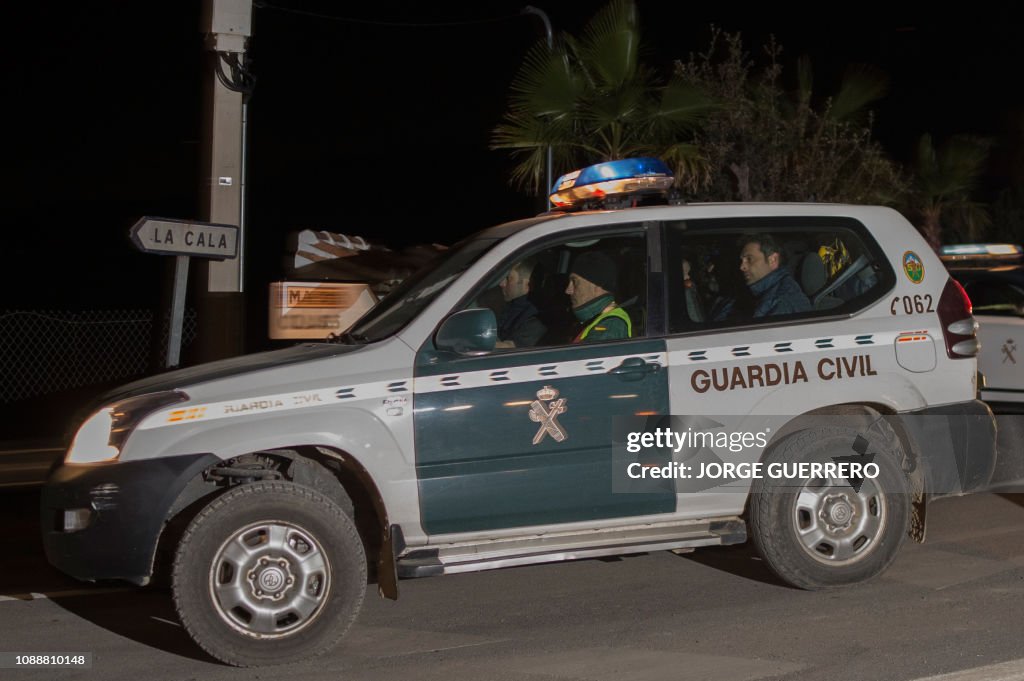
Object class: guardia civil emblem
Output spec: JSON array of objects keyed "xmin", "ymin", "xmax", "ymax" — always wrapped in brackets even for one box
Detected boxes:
[
  {"xmin": 529, "ymin": 385, "xmax": 568, "ymax": 445},
  {"xmin": 1003, "ymin": 339, "xmax": 1017, "ymax": 364},
  {"xmin": 902, "ymin": 251, "xmax": 924, "ymax": 284}
]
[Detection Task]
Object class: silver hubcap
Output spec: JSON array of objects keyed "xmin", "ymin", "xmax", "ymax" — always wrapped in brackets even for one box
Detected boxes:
[
  {"xmin": 209, "ymin": 521, "xmax": 331, "ymax": 638},
  {"xmin": 793, "ymin": 476, "xmax": 886, "ymax": 565}
]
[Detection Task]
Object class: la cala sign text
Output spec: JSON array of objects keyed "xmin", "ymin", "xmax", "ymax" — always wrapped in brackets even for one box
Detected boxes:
[{"xmin": 129, "ymin": 217, "xmax": 239, "ymax": 260}]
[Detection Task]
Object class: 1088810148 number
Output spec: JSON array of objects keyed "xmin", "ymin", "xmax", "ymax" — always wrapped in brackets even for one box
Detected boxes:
[
  {"xmin": 890, "ymin": 294, "xmax": 934, "ymax": 315},
  {"xmin": 4, "ymin": 654, "xmax": 91, "ymax": 668}
]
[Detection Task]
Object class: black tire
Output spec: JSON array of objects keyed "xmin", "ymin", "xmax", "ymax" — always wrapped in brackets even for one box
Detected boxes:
[
  {"xmin": 172, "ymin": 481, "xmax": 366, "ymax": 666},
  {"xmin": 748, "ymin": 426, "xmax": 910, "ymax": 590}
]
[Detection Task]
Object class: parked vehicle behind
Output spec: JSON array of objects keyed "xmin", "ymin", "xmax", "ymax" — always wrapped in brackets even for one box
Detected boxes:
[{"xmin": 941, "ymin": 244, "xmax": 1024, "ymax": 411}]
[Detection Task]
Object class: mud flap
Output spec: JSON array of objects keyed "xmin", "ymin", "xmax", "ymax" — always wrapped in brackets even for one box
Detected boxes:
[
  {"xmin": 376, "ymin": 524, "xmax": 402, "ymax": 600},
  {"xmin": 910, "ymin": 491, "xmax": 927, "ymax": 543}
]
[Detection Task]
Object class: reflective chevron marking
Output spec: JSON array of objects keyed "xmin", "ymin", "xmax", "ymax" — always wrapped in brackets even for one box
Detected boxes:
[{"xmin": 140, "ymin": 331, "xmax": 901, "ymax": 430}]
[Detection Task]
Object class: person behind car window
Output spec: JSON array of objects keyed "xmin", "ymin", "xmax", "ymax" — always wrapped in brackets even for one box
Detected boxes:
[
  {"xmin": 494, "ymin": 258, "xmax": 547, "ymax": 349},
  {"xmin": 714, "ymin": 234, "xmax": 812, "ymax": 320},
  {"xmin": 566, "ymin": 251, "xmax": 632, "ymax": 343},
  {"xmin": 741, "ymin": 234, "xmax": 812, "ymax": 317},
  {"xmin": 681, "ymin": 255, "xmax": 706, "ymax": 323}
]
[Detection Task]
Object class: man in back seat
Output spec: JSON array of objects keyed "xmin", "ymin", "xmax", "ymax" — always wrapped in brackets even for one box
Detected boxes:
[
  {"xmin": 714, "ymin": 234, "xmax": 811, "ymax": 320},
  {"xmin": 740, "ymin": 234, "xmax": 812, "ymax": 317}
]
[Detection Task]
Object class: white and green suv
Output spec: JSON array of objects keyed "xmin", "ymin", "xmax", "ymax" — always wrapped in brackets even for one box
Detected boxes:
[{"xmin": 43, "ymin": 159, "xmax": 997, "ymax": 666}]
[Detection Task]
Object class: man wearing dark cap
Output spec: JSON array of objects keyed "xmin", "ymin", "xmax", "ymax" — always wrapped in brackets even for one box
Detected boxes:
[{"xmin": 566, "ymin": 251, "xmax": 632, "ymax": 343}]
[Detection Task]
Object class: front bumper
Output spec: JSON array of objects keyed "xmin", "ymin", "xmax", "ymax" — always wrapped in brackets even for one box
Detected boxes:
[
  {"xmin": 900, "ymin": 399, "xmax": 998, "ymax": 497},
  {"xmin": 41, "ymin": 452, "xmax": 218, "ymax": 584}
]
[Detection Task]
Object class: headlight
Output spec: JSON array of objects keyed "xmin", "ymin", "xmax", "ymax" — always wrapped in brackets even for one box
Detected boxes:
[{"xmin": 66, "ymin": 391, "xmax": 188, "ymax": 464}]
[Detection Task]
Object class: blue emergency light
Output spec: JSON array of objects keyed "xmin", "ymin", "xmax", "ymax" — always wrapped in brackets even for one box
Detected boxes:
[{"xmin": 548, "ymin": 157, "xmax": 675, "ymax": 208}]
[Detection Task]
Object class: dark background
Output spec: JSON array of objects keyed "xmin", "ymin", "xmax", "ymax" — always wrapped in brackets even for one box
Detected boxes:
[{"xmin": 2, "ymin": 2, "xmax": 1022, "ymax": 318}]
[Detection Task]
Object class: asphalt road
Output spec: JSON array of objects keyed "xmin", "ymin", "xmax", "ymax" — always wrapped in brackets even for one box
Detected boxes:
[{"xmin": 2, "ymin": 488, "xmax": 1024, "ymax": 681}]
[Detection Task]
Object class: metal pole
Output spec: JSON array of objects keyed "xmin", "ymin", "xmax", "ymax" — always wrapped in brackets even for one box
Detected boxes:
[
  {"xmin": 167, "ymin": 255, "xmax": 191, "ymax": 368},
  {"xmin": 197, "ymin": 0, "xmax": 251, "ymax": 362},
  {"xmin": 522, "ymin": 6, "xmax": 554, "ymax": 204},
  {"xmin": 239, "ymin": 97, "xmax": 247, "ymax": 293}
]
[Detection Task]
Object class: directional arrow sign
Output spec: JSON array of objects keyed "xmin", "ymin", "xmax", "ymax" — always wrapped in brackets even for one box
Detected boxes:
[{"xmin": 129, "ymin": 217, "xmax": 238, "ymax": 260}]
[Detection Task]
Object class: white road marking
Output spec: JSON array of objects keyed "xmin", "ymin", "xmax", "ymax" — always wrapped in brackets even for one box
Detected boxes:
[
  {"xmin": 149, "ymin": 616, "xmax": 181, "ymax": 627},
  {"xmin": 906, "ymin": 658, "xmax": 1024, "ymax": 681}
]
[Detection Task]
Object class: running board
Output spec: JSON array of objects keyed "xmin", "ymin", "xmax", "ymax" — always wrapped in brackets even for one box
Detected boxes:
[{"xmin": 397, "ymin": 517, "xmax": 746, "ymax": 578}]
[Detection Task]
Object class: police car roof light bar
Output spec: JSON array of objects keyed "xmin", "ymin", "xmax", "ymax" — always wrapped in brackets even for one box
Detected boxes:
[
  {"xmin": 939, "ymin": 243, "xmax": 1024, "ymax": 259},
  {"xmin": 548, "ymin": 157, "xmax": 675, "ymax": 210}
]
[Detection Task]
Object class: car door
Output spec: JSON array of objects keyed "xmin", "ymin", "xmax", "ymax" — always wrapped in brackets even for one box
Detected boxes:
[
  {"xmin": 412, "ymin": 227, "xmax": 675, "ymax": 536},
  {"xmin": 661, "ymin": 216, "xmax": 901, "ymax": 517}
]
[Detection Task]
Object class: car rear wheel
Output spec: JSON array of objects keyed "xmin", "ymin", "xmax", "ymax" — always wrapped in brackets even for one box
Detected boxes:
[
  {"xmin": 172, "ymin": 481, "xmax": 365, "ymax": 666},
  {"xmin": 748, "ymin": 426, "xmax": 910, "ymax": 590}
]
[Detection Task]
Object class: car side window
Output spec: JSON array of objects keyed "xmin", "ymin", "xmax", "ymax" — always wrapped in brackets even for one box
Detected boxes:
[
  {"xmin": 461, "ymin": 231, "xmax": 649, "ymax": 350},
  {"xmin": 666, "ymin": 218, "xmax": 893, "ymax": 333}
]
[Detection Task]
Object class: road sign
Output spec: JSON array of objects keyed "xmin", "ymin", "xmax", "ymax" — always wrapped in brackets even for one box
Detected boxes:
[
  {"xmin": 129, "ymin": 216, "xmax": 239, "ymax": 369},
  {"xmin": 129, "ymin": 217, "xmax": 238, "ymax": 260}
]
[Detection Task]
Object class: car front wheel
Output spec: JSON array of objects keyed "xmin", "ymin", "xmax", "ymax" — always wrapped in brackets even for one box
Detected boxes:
[{"xmin": 172, "ymin": 481, "xmax": 366, "ymax": 666}]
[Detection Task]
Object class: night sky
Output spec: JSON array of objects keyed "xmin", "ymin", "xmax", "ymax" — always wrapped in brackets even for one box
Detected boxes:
[{"xmin": 3, "ymin": 2, "xmax": 1022, "ymax": 312}]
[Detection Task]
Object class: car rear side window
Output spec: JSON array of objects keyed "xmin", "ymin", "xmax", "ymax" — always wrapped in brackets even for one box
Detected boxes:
[{"xmin": 665, "ymin": 217, "xmax": 895, "ymax": 333}]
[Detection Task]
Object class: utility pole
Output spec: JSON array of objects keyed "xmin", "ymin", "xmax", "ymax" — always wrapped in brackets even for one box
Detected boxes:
[
  {"xmin": 196, "ymin": 0, "xmax": 253, "ymax": 362},
  {"xmin": 522, "ymin": 6, "xmax": 554, "ymax": 205}
]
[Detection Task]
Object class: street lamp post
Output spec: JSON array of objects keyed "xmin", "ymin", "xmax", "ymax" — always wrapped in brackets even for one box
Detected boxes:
[{"xmin": 522, "ymin": 5, "xmax": 553, "ymax": 205}]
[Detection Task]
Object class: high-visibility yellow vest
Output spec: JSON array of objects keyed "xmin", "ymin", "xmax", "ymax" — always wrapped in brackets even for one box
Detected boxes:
[{"xmin": 577, "ymin": 306, "xmax": 632, "ymax": 341}]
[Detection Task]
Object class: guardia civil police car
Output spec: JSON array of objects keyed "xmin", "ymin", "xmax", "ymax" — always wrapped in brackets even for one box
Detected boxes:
[
  {"xmin": 940, "ymin": 243, "xmax": 1024, "ymax": 410},
  {"xmin": 44, "ymin": 158, "xmax": 997, "ymax": 666}
]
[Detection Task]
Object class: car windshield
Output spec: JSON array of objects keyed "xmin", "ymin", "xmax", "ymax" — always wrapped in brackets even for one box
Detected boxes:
[{"xmin": 346, "ymin": 236, "xmax": 501, "ymax": 342}]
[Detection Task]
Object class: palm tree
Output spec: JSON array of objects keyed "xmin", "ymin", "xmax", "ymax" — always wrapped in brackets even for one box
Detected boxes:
[
  {"xmin": 907, "ymin": 134, "xmax": 991, "ymax": 250},
  {"xmin": 492, "ymin": 0, "xmax": 715, "ymax": 195}
]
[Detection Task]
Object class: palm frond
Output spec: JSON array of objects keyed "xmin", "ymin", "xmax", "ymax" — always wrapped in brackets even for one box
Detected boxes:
[
  {"xmin": 914, "ymin": 133, "xmax": 990, "ymax": 199},
  {"xmin": 579, "ymin": 81, "xmax": 645, "ymax": 128},
  {"xmin": 796, "ymin": 54, "xmax": 813, "ymax": 109},
  {"xmin": 492, "ymin": 113, "xmax": 580, "ymax": 193},
  {"xmin": 507, "ymin": 40, "xmax": 581, "ymax": 118},
  {"xmin": 937, "ymin": 135, "xmax": 990, "ymax": 193},
  {"xmin": 660, "ymin": 142, "xmax": 709, "ymax": 188},
  {"xmin": 956, "ymin": 200, "xmax": 992, "ymax": 241},
  {"xmin": 654, "ymin": 77, "xmax": 717, "ymax": 127},
  {"xmin": 506, "ymin": 145, "xmax": 551, "ymax": 193},
  {"xmin": 830, "ymin": 64, "xmax": 887, "ymax": 122},
  {"xmin": 575, "ymin": 0, "xmax": 639, "ymax": 89},
  {"xmin": 913, "ymin": 133, "xmax": 941, "ymax": 193}
]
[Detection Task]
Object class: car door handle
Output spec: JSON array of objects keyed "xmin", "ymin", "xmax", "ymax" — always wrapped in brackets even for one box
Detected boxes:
[{"xmin": 608, "ymin": 357, "xmax": 660, "ymax": 381}]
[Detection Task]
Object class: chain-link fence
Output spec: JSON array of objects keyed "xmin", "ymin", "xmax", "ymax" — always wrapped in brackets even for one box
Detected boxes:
[{"xmin": 0, "ymin": 309, "xmax": 197, "ymax": 402}]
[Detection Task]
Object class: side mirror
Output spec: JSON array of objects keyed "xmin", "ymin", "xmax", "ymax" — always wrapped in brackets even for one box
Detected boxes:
[{"xmin": 435, "ymin": 308, "xmax": 497, "ymax": 355}]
